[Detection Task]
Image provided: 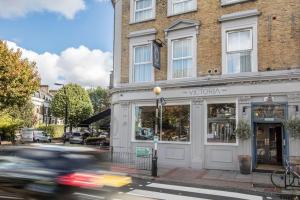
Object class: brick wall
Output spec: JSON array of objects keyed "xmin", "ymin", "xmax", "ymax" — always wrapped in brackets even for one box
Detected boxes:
[{"xmin": 120, "ymin": 0, "xmax": 300, "ymax": 83}]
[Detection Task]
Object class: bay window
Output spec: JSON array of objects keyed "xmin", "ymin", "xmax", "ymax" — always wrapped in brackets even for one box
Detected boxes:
[
  {"xmin": 134, "ymin": 104, "xmax": 190, "ymax": 142},
  {"xmin": 226, "ymin": 29, "xmax": 252, "ymax": 73},
  {"xmin": 207, "ymin": 103, "xmax": 236, "ymax": 144},
  {"xmin": 133, "ymin": 44, "xmax": 153, "ymax": 82},
  {"xmin": 134, "ymin": 0, "xmax": 154, "ymax": 22},
  {"xmin": 172, "ymin": 37, "xmax": 193, "ymax": 79}
]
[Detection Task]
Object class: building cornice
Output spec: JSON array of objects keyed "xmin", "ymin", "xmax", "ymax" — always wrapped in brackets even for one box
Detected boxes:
[
  {"xmin": 110, "ymin": 69, "xmax": 300, "ymax": 94},
  {"xmin": 219, "ymin": 9, "xmax": 261, "ymax": 22}
]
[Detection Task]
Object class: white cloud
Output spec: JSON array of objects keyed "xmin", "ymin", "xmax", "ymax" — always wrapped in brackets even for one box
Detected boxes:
[
  {"xmin": 0, "ymin": 0, "xmax": 86, "ymax": 19},
  {"xmin": 6, "ymin": 41, "xmax": 113, "ymax": 88}
]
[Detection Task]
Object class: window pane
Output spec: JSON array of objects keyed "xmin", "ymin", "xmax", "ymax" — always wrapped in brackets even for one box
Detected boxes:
[
  {"xmin": 134, "ymin": 45, "xmax": 152, "ymax": 82},
  {"xmin": 207, "ymin": 103, "xmax": 236, "ymax": 143},
  {"xmin": 135, "ymin": 0, "xmax": 152, "ymax": 22},
  {"xmin": 161, "ymin": 105, "xmax": 190, "ymax": 142},
  {"xmin": 227, "ymin": 52, "xmax": 251, "ymax": 73},
  {"xmin": 173, "ymin": 0, "xmax": 194, "ymax": 14},
  {"xmin": 172, "ymin": 38, "xmax": 193, "ymax": 79},
  {"xmin": 227, "ymin": 30, "xmax": 251, "ymax": 52},
  {"xmin": 135, "ymin": 106, "xmax": 155, "ymax": 140}
]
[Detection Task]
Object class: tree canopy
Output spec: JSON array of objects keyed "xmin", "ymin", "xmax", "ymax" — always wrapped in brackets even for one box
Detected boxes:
[
  {"xmin": 0, "ymin": 40, "xmax": 40, "ymax": 110},
  {"xmin": 51, "ymin": 83, "xmax": 93, "ymax": 129},
  {"xmin": 88, "ymin": 87, "xmax": 110, "ymax": 114}
]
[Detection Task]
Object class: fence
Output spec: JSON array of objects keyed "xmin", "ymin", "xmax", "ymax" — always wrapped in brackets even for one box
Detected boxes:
[{"xmin": 98, "ymin": 147, "xmax": 153, "ymax": 172}]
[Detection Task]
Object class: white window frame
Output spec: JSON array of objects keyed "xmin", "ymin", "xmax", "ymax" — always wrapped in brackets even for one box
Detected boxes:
[
  {"xmin": 221, "ymin": 0, "xmax": 253, "ymax": 7},
  {"xmin": 204, "ymin": 98, "xmax": 239, "ymax": 146},
  {"xmin": 168, "ymin": 0, "xmax": 197, "ymax": 16},
  {"xmin": 167, "ymin": 33, "xmax": 197, "ymax": 80},
  {"xmin": 130, "ymin": 0, "xmax": 156, "ymax": 23},
  {"xmin": 131, "ymin": 101, "xmax": 192, "ymax": 144},
  {"xmin": 130, "ymin": 42, "xmax": 154, "ymax": 83},
  {"xmin": 221, "ymin": 16, "xmax": 258, "ymax": 75}
]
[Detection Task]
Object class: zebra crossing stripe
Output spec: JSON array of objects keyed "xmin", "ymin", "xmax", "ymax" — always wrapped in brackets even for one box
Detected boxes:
[
  {"xmin": 127, "ymin": 189, "xmax": 211, "ymax": 200},
  {"xmin": 147, "ymin": 183, "xmax": 263, "ymax": 200}
]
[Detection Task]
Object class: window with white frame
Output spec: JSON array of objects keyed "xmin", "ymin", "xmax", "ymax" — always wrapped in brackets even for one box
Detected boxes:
[
  {"xmin": 133, "ymin": 44, "xmax": 153, "ymax": 82},
  {"xmin": 207, "ymin": 103, "xmax": 237, "ymax": 144},
  {"xmin": 134, "ymin": 104, "xmax": 190, "ymax": 142},
  {"xmin": 171, "ymin": 37, "xmax": 193, "ymax": 79},
  {"xmin": 134, "ymin": 0, "xmax": 154, "ymax": 22},
  {"xmin": 226, "ymin": 29, "xmax": 253, "ymax": 73},
  {"xmin": 171, "ymin": 0, "xmax": 196, "ymax": 15},
  {"xmin": 221, "ymin": 0, "xmax": 252, "ymax": 6}
]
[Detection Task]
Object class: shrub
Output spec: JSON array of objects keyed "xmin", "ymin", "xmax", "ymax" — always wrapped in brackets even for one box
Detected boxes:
[
  {"xmin": 284, "ymin": 118, "xmax": 300, "ymax": 139},
  {"xmin": 85, "ymin": 137, "xmax": 106, "ymax": 145},
  {"xmin": 37, "ymin": 124, "xmax": 64, "ymax": 138}
]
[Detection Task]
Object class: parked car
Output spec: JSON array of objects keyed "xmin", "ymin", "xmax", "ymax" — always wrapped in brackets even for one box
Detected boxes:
[
  {"xmin": 63, "ymin": 132, "xmax": 73, "ymax": 142},
  {"xmin": 69, "ymin": 132, "xmax": 83, "ymax": 144},
  {"xmin": 33, "ymin": 131, "xmax": 52, "ymax": 143},
  {"xmin": 21, "ymin": 129, "xmax": 51, "ymax": 143},
  {"xmin": 0, "ymin": 145, "xmax": 132, "ymax": 200}
]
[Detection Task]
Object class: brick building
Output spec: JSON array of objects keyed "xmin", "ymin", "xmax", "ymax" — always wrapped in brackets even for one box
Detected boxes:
[{"xmin": 110, "ymin": 0, "xmax": 300, "ymax": 171}]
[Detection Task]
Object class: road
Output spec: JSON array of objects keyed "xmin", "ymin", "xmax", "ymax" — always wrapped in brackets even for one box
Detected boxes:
[{"xmin": 0, "ymin": 177, "xmax": 279, "ymax": 200}]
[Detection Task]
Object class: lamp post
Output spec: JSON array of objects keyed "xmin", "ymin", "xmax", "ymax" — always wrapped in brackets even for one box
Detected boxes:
[
  {"xmin": 54, "ymin": 83, "xmax": 68, "ymax": 134},
  {"xmin": 152, "ymin": 86, "xmax": 161, "ymax": 177}
]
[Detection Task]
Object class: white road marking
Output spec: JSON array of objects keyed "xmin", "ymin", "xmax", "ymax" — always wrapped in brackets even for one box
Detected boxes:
[
  {"xmin": 0, "ymin": 196, "xmax": 23, "ymax": 200},
  {"xmin": 73, "ymin": 192, "xmax": 105, "ymax": 200},
  {"xmin": 127, "ymin": 189, "xmax": 211, "ymax": 200},
  {"xmin": 147, "ymin": 183, "xmax": 263, "ymax": 200}
]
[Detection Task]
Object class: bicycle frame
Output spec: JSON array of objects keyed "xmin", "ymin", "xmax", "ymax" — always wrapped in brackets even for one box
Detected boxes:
[{"xmin": 284, "ymin": 159, "xmax": 300, "ymax": 188}]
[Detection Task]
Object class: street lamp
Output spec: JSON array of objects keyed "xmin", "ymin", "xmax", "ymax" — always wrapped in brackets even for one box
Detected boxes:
[
  {"xmin": 54, "ymin": 83, "xmax": 68, "ymax": 134},
  {"xmin": 152, "ymin": 86, "xmax": 161, "ymax": 177}
]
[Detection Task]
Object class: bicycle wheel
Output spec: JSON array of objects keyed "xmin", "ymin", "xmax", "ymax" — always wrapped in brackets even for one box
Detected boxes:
[
  {"xmin": 271, "ymin": 170, "xmax": 286, "ymax": 188},
  {"xmin": 271, "ymin": 170, "xmax": 295, "ymax": 188}
]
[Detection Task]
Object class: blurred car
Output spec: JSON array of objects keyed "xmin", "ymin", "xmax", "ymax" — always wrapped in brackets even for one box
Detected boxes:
[
  {"xmin": 0, "ymin": 144, "xmax": 132, "ymax": 200},
  {"xmin": 63, "ymin": 132, "xmax": 73, "ymax": 142},
  {"xmin": 33, "ymin": 131, "xmax": 52, "ymax": 143},
  {"xmin": 69, "ymin": 132, "xmax": 84, "ymax": 144}
]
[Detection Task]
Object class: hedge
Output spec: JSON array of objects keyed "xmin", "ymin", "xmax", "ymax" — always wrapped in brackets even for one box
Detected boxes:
[{"xmin": 37, "ymin": 124, "xmax": 64, "ymax": 138}]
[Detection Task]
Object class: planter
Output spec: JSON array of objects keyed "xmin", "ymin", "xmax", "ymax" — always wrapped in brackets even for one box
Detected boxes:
[{"xmin": 238, "ymin": 155, "xmax": 251, "ymax": 174}]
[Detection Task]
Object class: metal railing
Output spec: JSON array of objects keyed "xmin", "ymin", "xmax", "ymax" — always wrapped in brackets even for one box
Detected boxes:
[{"xmin": 98, "ymin": 147, "xmax": 153, "ymax": 171}]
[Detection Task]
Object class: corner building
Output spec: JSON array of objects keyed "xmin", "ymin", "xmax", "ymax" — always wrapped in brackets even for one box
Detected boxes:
[{"xmin": 110, "ymin": 0, "xmax": 300, "ymax": 171}]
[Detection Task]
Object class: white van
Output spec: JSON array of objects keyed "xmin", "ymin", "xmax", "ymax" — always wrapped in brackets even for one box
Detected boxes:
[{"xmin": 21, "ymin": 129, "xmax": 52, "ymax": 143}]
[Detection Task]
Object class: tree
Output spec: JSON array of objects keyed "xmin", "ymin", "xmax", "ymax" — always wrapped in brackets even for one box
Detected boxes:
[
  {"xmin": 51, "ymin": 83, "xmax": 93, "ymax": 130},
  {"xmin": 88, "ymin": 87, "xmax": 110, "ymax": 114},
  {"xmin": 0, "ymin": 40, "xmax": 40, "ymax": 110}
]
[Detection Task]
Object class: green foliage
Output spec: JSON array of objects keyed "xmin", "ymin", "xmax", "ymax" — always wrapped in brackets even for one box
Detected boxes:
[
  {"xmin": 36, "ymin": 124, "xmax": 64, "ymax": 138},
  {"xmin": 235, "ymin": 119, "xmax": 251, "ymax": 140},
  {"xmin": 85, "ymin": 136, "xmax": 106, "ymax": 145},
  {"xmin": 87, "ymin": 87, "xmax": 110, "ymax": 114},
  {"xmin": 0, "ymin": 40, "xmax": 40, "ymax": 110},
  {"xmin": 0, "ymin": 112, "xmax": 23, "ymax": 141},
  {"xmin": 284, "ymin": 117, "xmax": 300, "ymax": 139},
  {"xmin": 6, "ymin": 101, "xmax": 35, "ymax": 128},
  {"xmin": 51, "ymin": 83, "xmax": 93, "ymax": 128}
]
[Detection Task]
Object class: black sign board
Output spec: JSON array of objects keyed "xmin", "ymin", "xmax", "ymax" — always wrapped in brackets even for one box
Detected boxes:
[{"xmin": 152, "ymin": 40, "xmax": 161, "ymax": 70}]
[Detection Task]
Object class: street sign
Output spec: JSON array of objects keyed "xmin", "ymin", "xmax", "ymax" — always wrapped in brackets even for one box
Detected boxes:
[{"xmin": 136, "ymin": 147, "xmax": 151, "ymax": 157}]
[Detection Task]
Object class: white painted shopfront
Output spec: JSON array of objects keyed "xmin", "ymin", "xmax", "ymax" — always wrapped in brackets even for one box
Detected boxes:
[{"xmin": 110, "ymin": 70, "xmax": 300, "ymax": 171}]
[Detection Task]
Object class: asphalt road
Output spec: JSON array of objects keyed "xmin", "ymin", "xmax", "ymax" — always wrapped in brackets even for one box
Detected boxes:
[{"xmin": 0, "ymin": 177, "xmax": 280, "ymax": 200}]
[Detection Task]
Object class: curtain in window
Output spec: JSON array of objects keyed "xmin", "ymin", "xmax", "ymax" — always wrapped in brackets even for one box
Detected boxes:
[
  {"xmin": 134, "ymin": 45, "xmax": 152, "ymax": 82},
  {"xmin": 172, "ymin": 38, "xmax": 193, "ymax": 78},
  {"xmin": 173, "ymin": 0, "xmax": 194, "ymax": 14},
  {"xmin": 135, "ymin": 0, "xmax": 153, "ymax": 22},
  {"xmin": 227, "ymin": 29, "xmax": 252, "ymax": 73}
]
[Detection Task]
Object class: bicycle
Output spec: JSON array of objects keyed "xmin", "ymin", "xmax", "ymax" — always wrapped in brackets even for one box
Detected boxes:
[{"xmin": 271, "ymin": 159, "xmax": 300, "ymax": 188}]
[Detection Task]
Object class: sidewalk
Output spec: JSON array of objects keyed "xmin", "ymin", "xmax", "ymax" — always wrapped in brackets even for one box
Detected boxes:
[{"xmin": 107, "ymin": 164, "xmax": 300, "ymax": 196}]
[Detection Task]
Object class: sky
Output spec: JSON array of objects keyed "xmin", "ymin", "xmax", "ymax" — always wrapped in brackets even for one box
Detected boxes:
[{"xmin": 0, "ymin": 0, "xmax": 114, "ymax": 88}]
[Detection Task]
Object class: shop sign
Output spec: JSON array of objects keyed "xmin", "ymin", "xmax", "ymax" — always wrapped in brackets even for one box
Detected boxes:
[
  {"xmin": 136, "ymin": 147, "xmax": 151, "ymax": 157},
  {"xmin": 184, "ymin": 88, "xmax": 227, "ymax": 97}
]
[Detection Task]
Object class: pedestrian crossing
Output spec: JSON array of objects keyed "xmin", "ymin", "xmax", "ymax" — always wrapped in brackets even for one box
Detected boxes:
[{"xmin": 127, "ymin": 182, "xmax": 265, "ymax": 200}]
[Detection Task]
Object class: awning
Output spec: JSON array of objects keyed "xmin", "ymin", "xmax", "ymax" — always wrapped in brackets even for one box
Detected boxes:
[{"xmin": 78, "ymin": 108, "xmax": 111, "ymax": 127}]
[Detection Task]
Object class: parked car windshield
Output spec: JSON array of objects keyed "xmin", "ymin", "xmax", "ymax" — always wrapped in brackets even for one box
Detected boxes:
[{"xmin": 72, "ymin": 132, "xmax": 81, "ymax": 137}]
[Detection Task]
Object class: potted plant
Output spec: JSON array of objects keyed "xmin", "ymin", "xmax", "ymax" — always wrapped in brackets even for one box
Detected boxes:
[
  {"xmin": 235, "ymin": 119, "xmax": 251, "ymax": 174},
  {"xmin": 284, "ymin": 117, "xmax": 300, "ymax": 139}
]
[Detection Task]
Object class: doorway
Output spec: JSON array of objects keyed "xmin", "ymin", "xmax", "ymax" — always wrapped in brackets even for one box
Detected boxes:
[{"xmin": 255, "ymin": 123, "xmax": 283, "ymax": 167}]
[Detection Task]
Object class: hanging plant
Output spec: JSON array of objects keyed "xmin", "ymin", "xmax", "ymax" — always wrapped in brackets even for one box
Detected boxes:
[
  {"xmin": 235, "ymin": 119, "xmax": 251, "ymax": 140},
  {"xmin": 284, "ymin": 117, "xmax": 300, "ymax": 139}
]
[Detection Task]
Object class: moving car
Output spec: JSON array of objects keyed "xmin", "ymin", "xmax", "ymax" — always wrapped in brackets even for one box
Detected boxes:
[
  {"xmin": 69, "ymin": 132, "xmax": 84, "ymax": 144},
  {"xmin": 33, "ymin": 131, "xmax": 52, "ymax": 143},
  {"xmin": 0, "ymin": 144, "xmax": 132, "ymax": 200}
]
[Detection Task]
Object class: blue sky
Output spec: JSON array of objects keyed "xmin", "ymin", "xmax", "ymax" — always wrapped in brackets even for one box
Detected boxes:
[{"xmin": 0, "ymin": 0, "xmax": 114, "ymax": 88}]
